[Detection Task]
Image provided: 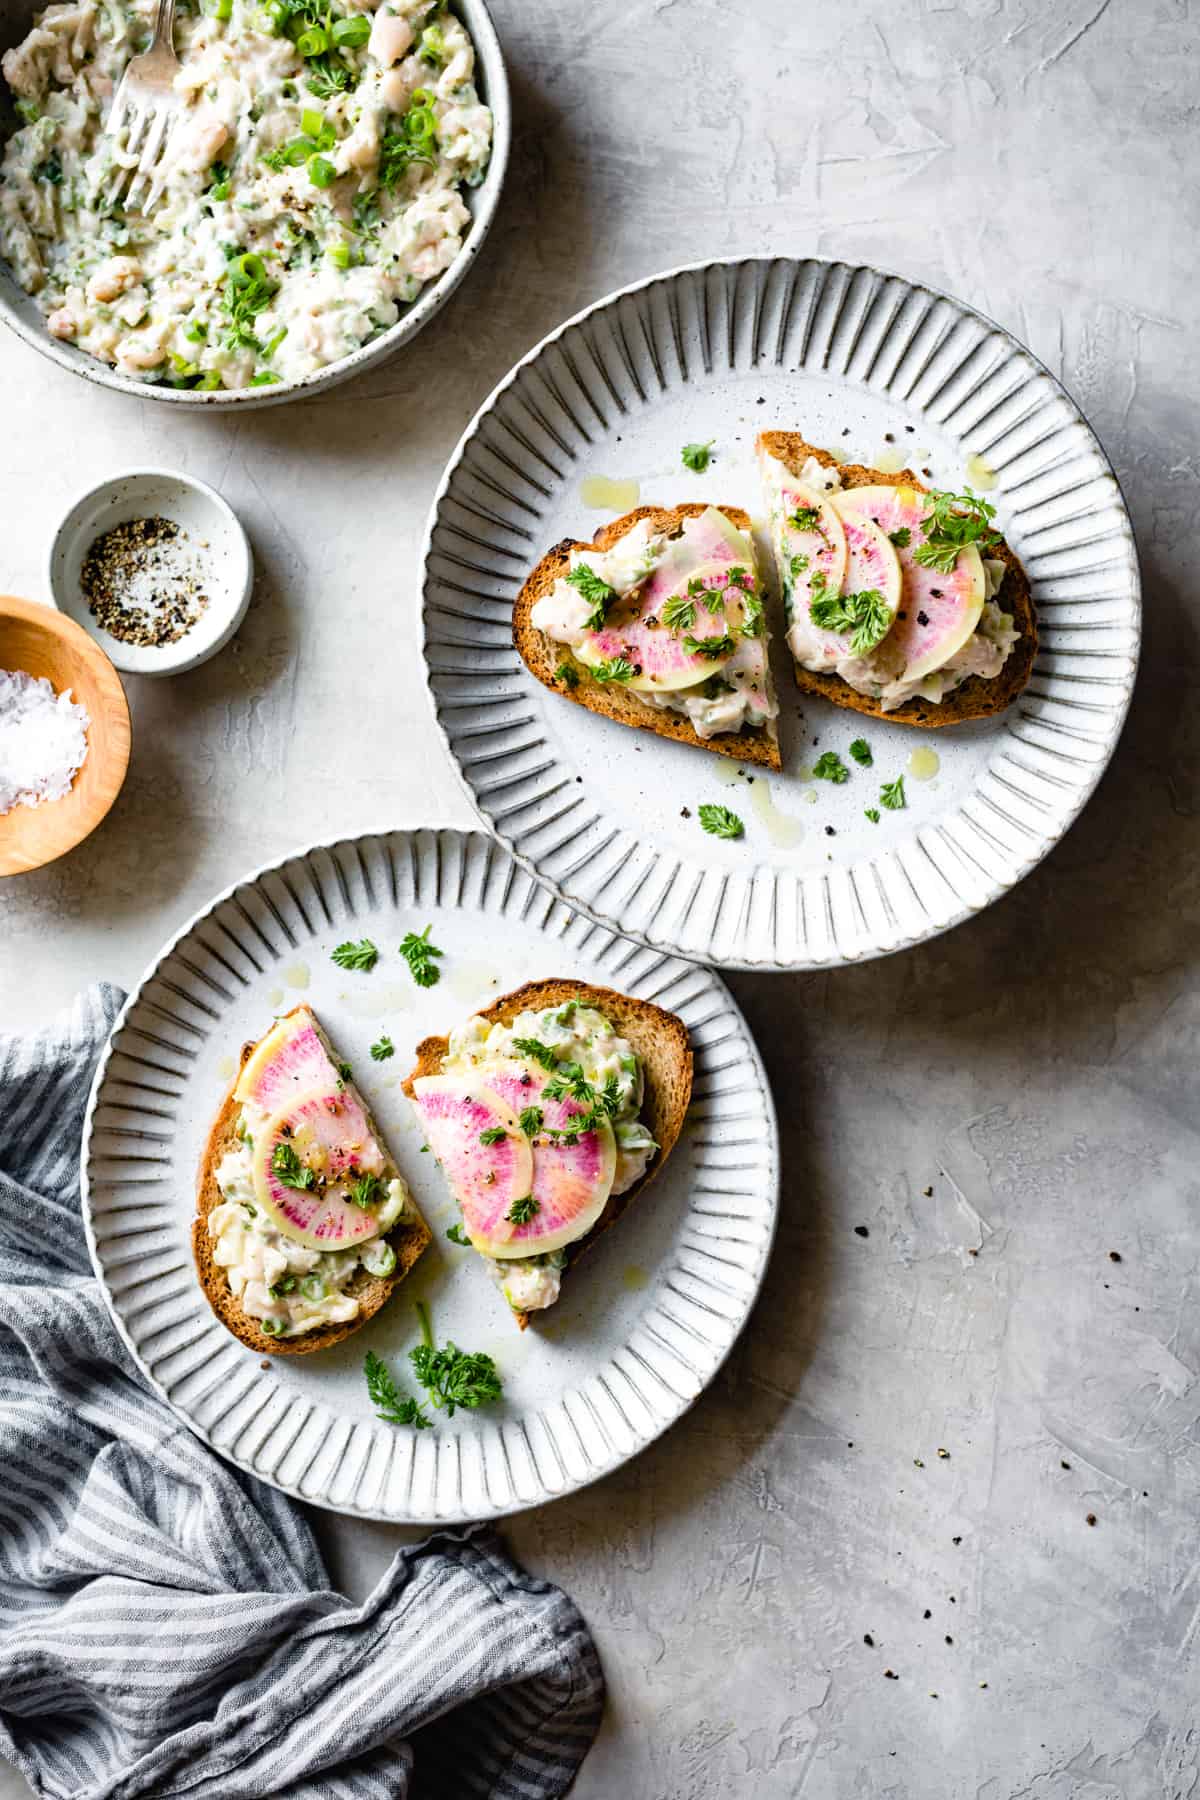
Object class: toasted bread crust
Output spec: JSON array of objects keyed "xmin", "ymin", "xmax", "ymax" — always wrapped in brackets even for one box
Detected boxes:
[
  {"xmin": 193, "ymin": 1017, "xmax": 431, "ymax": 1357},
  {"xmin": 401, "ymin": 979, "xmax": 693, "ymax": 1330},
  {"xmin": 758, "ymin": 431, "xmax": 1037, "ymax": 727},
  {"xmin": 513, "ymin": 503, "xmax": 783, "ymax": 770}
]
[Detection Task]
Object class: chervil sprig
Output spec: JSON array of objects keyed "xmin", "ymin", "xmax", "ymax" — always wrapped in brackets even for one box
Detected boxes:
[
  {"xmin": 399, "ymin": 925, "xmax": 443, "ymax": 988},
  {"xmin": 913, "ymin": 488, "xmax": 1000, "ymax": 574}
]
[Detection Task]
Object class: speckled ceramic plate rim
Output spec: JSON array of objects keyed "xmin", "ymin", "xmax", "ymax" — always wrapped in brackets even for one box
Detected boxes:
[
  {"xmin": 80, "ymin": 821, "xmax": 779, "ymax": 1523},
  {"xmin": 418, "ymin": 253, "xmax": 1142, "ymax": 973},
  {"xmin": 0, "ymin": 0, "xmax": 510, "ymax": 408}
]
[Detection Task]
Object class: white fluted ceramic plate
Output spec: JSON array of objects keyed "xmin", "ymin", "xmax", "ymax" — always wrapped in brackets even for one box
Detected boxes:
[
  {"xmin": 81, "ymin": 828, "xmax": 777, "ymax": 1523},
  {"xmin": 421, "ymin": 257, "xmax": 1141, "ymax": 970}
]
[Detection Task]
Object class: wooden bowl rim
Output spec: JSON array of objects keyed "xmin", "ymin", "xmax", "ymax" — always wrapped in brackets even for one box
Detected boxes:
[{"xmin": 0, "ymin": 594, "xmax": 132, "ymax": 876}]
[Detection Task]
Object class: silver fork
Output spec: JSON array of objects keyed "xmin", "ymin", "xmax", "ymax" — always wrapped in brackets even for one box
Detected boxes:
[{"xmin": 102, "ymin": 0, "xmax": 184, "ymax": 214}]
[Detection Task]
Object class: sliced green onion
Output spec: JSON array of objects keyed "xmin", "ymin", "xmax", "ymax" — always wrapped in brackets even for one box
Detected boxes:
[
  {"xmin": 198, "ymin": 371, "xmax": 223, "ymax": 390},
  {"xmin": 295, "ymin": 24, "xmax": 329, "ymax": 54},
  {"xmin": 300, "ymin": 106, "xmax": 325, "ymax": 139},
  {"xmin": 327, "ymin": 242, "xmax": 351, "ymax": 269},
  {"xmin": 262, "ymin": 326, "xmax": 287, "ymax": 355},
  {"xmin": 307, "ymin": 154, "xmax": 336, "ymax": 188},
  {"xmin": 209, "ymin": 177, "xmax": 231, "ymax": 199},
  {"xmin": 331, "ymin": 14, "xmax": 370, "ymax": 45},
  {"xmin": 300, "ymin": 1275, "xmax": 326, "ymax": 1300},
  {"xmin": 231, "ymin": 250, "xmax": 267, "ymax": 285},
  {"xmin": 169, "ymin": 351, "xmax": 199, "ymax": 376},
  {"xmin": 260, "ymin": 1316, "xmax": 286, "ymax": 1336},
  {"xmin": 250, "ymin": 371, "xmax": 280, "ymax": 385},
  {"xmin": 366, "ymin": 1241, "xmax": 396, "ymax": 1277},
  {"xmin": 202, "ymin": 0, "xmax": 233, "ymax": 18},
  {"xmin": 184, "ymin": 319, "xmax": 208, "ymax": 342},
  {"xmin": 410, "ymin": 86, "xmax": 435, "ymax": 106}
]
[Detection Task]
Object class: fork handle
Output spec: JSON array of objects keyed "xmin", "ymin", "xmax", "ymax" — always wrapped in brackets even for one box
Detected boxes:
[{"xmin": 148, "ymin": 0, "xmax": 178, "ymax": 54}]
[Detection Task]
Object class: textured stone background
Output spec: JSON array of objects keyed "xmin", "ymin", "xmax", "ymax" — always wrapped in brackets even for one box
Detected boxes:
[{"xmin": 2, "ymin": 0, "xmax": 1196, "ymax": 1793}]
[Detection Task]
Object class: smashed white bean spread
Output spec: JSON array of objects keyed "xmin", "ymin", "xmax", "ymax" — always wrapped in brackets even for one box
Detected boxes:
[
  {"xmin": 0, "ymin": 0, "xmax": 491, "ymax": 387},
  {"xmin": 210, "ymin": 1106, "xmax": 408, "ymax": 1336},
  {"xmin": 444, "ymin": 1003, "xmax": 658, "ymax": 1315}
]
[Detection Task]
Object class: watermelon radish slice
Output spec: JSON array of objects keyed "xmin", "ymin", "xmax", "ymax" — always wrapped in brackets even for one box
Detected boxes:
[
  {"xmin": 832, "ymin": 485, "xmax": 985, "ymax": 681},
  {"xmin": 410, "ymin": 1075, "xmax": 534, "ymax": 1252},
  {"xmin": 788, "ymin": 507, "xmax": 902, "ymax": 666},
  {"xmin": 575, "ymin": 507, "xmax": 757, "ymax": 693},
  {"xmin": 251, "ymin": 1089, "xmax": 387, "ymax": 1250},
  {"xmin": 235, "ymin": 1008, "xmax": 337, "ymax": 1114},
  {"xmin": 475, "ymin": 1059, "xmax": 616, "ymax": 1257},
  {"xmin": 770, "ymin": 481, "xmax": 848, "ymax": 632}
]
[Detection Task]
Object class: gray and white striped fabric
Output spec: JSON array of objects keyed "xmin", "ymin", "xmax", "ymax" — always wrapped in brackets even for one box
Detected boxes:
[{"xmin": 0, "ymin": 984, "xmax": 604, "ymax": 1800}]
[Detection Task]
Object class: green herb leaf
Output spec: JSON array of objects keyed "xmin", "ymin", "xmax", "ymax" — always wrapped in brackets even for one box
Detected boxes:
[
  {"xmin": 913, "ymin": 488, "xmax": 1000, "ymax": 574},
  {"xmin": 544, "ymin": 1062, "xmax": 593, "ymax": 1104},
  {"xmin": 369, "ymin": 1035, "xmax": 394, "ymax": 1062},
  {"xmin": 409, "ymin": 1302, "xmax": 503, "ymax": 1416},
  {"xmin": 849, "ymin": 738, "xmax": 873, "ymax": 766},
  {"xmin": 337, "ymin": 1060, "xmax": 353, "ymax": 1083},
  {"xmin": 682, "ymin": 633, "xmax": 735, "ymax": 659},
  {"xmin": 739, "ymin": 591, "xmax": 765, "ymax": 638},
  {"xmin": 349, "ymin": 1171, "xmax": 384, "ymax": 1210},
  {"xmin": 809, "ymin": 586, "xmax": 893, "ymax": 657},
  {"xmin": 518, "ymin": 1105, "xmax": 544, "ymax": 1136},
  {"xmin": 554, "ymin": 660, "xmax": 579, "ymax": 688},
  {"xmin": 880, "ymin": 777, "xmax": 906, "ymax": 811},
  {"xmin": 889, "ymin": 527, "xmax": 912, "ymax": 548},
  {"xmin": 681, "ymin": 440, "xmax": 715, "ymax": 472},
  {"xmin": 511, "ymin": 1037, "xmax": 558, "ymax": 1071},
  {"xmin": 399, "ymin": 924, "xmax": 443, "ymax": 988},
  {"xmin": 272, "ymin": 1141, "xmax": 316, "ymax": 1190},
  {"xmin": 446, "ymin": 1223, "xmax": 471, "ymax": 1246},
  {"xmin": 478, "ymin": 1125, "xmax": 507, "ymax": 1145},
  {"xmin": 567, "ymin": 561, "xmax": 617, "ymax": 629},
  {"xmin": 364, "ymin": 1348, "xmax": 433, "ymax": 1429},
  {"xmin": 699, "ymin": 803, "xmax": 744, "ymax": 841},
  {"xmin": 788, "ymin": 505, "xmax": 821, "ymax": 532},
  {"xmin": 590, "ymin": 656, "xmax": 636, "ymax": 683},
  {"xmin": 332, "ymin": 937, "xmax": 379, "ymax": 971},
  {"xmin": 813, "ymin": 751, "xmax": 849, "ymax": 784},
  {"xmin": 505, "ymin": 1195, "xmax": 539, "ymax": 1225},
  {"xmin": 661, "ymin": 592, "xmax": 697, "ymax": 633},
  {"xmin": 864, "ymin": 808, "xmax": 881, "ymax": 823},
  {"xmin": 379, "ymin": 94, "xmax": 438, "ymax": 188}
]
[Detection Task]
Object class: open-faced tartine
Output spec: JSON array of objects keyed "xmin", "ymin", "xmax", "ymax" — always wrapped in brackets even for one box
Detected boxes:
[
  {"xmin": 758, "ymin": 431, "xmax": 1037, "ymax": 725},
  {"xmin": 403, "ymin": 979, "xmax": 692, "ymax": 1328},
  {"xmin": 195, "ymin": 1006, "xmax": 430, "ymax": 1356},
  {"xmin": 513, "ymin": 502, "xmax": 782, "ymax": 768}
]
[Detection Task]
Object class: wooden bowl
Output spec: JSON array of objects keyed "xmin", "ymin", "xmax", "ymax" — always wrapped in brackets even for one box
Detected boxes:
[{"xmin": 0, "ymin": 595, "xmax": 131, "ymax": 876}]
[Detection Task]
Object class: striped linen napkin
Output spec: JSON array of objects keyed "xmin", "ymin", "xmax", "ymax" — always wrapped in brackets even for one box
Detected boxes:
[{"xmin": 0, "ymin": 984, "xmax": 603, "ymax": 1800}]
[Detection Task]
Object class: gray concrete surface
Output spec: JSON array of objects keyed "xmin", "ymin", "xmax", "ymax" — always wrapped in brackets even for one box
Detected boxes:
[{"xmin": 2, "ymin": 0, "xmax": 1196, "ymax": 1793}]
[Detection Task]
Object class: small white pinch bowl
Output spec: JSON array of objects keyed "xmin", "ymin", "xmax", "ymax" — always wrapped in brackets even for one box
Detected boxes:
[{"xmin": 48, "ymin": 468, "xmax": 254, "ymax": 676}]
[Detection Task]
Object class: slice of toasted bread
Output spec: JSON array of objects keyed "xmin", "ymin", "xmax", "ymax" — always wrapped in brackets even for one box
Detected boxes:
[
  {"xmin": 513, "ymin": 502, "xmax": 782, "ymax": 770},
  {"xmin": 759, "ymin": 431, "xmax": 1037, "ymax": 727},
  {"xmin": 194, "ymin": 1019, "xmax": 431, "ymax": 1358},
  {"xmin": 402, "ymin": 979, "xmax": 693, "ymax": 1329}
]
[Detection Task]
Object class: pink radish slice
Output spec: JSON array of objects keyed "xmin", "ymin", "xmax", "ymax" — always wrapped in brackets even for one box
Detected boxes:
[
  {"xmin": 831, "ymin": 485, "xmax": 985, "ymax": 681},
  {"xmin": 251, "ymin": 1090, "xmax": 388, "ymax": 1250},
  {"xmin": 576, "ymin": 508, "xmax": 756, "ymax": 693},
  {"xmin": 235, "ymin": 1007, "xmax": 337, "ymax": 1113},
  {"xmin": 771, "ymin": 481, "xmax": 848, "ymax": 639},
  {"xmin": 410, "ymin": 1075, "xmax": 534, "ymax": 1251},
  {"xmin": 478, "ymin": 1060, "xmax": 616, "ymax": 1257}
]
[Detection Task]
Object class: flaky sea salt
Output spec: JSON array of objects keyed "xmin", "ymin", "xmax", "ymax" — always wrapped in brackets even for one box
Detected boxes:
[{"xmin": 0, "ymin": 669, "xmax": 91, "ymax": 816}]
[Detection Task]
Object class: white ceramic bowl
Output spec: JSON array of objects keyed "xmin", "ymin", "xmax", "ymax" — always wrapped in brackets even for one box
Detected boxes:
[
  {"xmin": 49, "ymin": 468, "xmax": 253, "ymax": 674},
  {"xmin": 0, "ymin": 0, "xmax": 509, "ymax": 408}
]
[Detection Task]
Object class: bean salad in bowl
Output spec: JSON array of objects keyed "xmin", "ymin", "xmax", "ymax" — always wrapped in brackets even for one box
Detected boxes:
[{"xmin": 0, "ymin": 0, "xmax": 505, "ymax": 399}]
